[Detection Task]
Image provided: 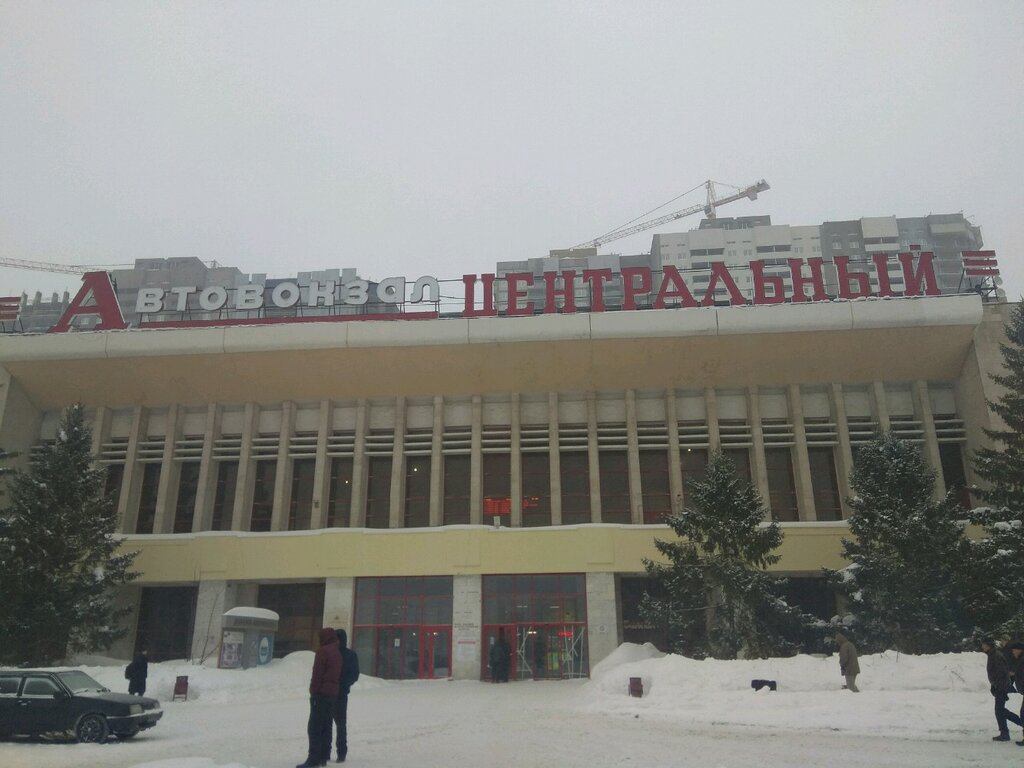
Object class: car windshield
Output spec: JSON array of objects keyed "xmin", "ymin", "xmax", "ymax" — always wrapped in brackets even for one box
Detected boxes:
[{"xmin": 56, "ymin": 670, "xmax": 108, "ymax": 693}]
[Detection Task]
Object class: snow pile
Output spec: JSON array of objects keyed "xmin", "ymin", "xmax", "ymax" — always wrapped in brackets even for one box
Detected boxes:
[
  {"xmin": 66, "ymin": 651, "xmax": 388, "ymax": 704},
  {"xmin": 582, "ymin": 643, "xmax": 986, "ymax": 737}
]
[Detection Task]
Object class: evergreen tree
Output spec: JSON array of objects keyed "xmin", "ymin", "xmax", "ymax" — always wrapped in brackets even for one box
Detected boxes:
[
  {"xmin": 641, "ymin": 451, "xmax": 813, "ymax": 659},
  {"xmin": 969, "ymin": 301, "xmax": 1024, "ymax": 637},
  {"xmin": 0, "ymin": 404, "xmax": 139, "ymax": 665},
  {"xmin": 826, "ymin": 433, "xmax": 973, "ymax": 654}
]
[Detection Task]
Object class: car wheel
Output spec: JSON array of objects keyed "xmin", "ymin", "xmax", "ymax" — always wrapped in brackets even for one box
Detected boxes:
[{"xmin": 75, "ymin": 714, "xmax": 109, "ymax": 743}]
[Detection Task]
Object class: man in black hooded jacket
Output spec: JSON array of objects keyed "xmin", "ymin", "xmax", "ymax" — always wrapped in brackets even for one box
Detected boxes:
[{"xmin": 333, "ymin": 629, "xmax": 360, "ymax": 763}]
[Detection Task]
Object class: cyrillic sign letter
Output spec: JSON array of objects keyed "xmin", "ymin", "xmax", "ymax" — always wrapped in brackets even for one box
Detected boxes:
[
  {"xmin": 834, "ymin": 256, "xmax": 871, "ymax": 300},
  {"xmin": 621, "ymin": 267, "xmax": 652, "ymax": 310},
  {"xmin": 505, "ymin": 272, "xmax": 535, "ymax": 316},
  {"xmin": 789, "ymin": 257, "xmax": 828, "ymax": 302},
  {"xmin": 136, "ymin": 288, "xmax": 165, "ymax": 314},
  {"xmin": 543, "ymin": 270, "xmax": 576, "ymax": 314},
  {"xmin": 307, "ymin": 280, "xmax": 336, "ymax": 307},
  {"xmin": 653, "ymin": 266, "xmax": 697, "ymax": 309},
  {"xmin": 872, "ymin": 254, "xmax": 896, "ymax": 297},
  {"xmin": 582, "ymin": 269, "xmax": 614, "ymax": 312},
  {"xmin": 463, "ymin": 274, "xmax": 497, "ymax": 317},
  {"xmin": 701, "ymin": 263, "xmax": 747, "ymax": 307},
  {"xmin": 236, "ymin": 284, "xmax": 264, "ymax": 310},
  {"xmin": 271, "ymin": 282, "xmax": 300, "ymax": 308},
  {"xmin": 899, "ymin": 251, "xmax": 939, "ymax": 296},
  {"xmin": 49, "ymin": 271, "xmax": 129, "ymax": 332},
  {"xmin": 751, "ymin": 260, "xmax": 786, "ymax": 305}
]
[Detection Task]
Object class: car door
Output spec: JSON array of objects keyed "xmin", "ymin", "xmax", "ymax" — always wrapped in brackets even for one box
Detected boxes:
[
  {"xmin": 0, "ymin": 674, "xmax": 25, "ymax": 733},
  {"xmin": 18, "ymin": 675, "xmax": 70, "ymax": 733}
]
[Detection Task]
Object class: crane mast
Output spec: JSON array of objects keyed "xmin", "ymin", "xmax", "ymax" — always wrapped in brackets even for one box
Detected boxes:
[{"xmin": 571, "ymin": 178, "xmax": 769, "ymax": 250}]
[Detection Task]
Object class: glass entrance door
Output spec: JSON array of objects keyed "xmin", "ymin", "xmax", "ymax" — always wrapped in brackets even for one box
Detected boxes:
[{"xmin": 422, "ymin": 627, "xmax": 451, "ymax": 678}]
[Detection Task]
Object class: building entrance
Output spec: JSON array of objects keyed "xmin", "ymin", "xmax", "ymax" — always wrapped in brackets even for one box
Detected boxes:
[
  {"xmin": 484, "ymin": 623, "xmax": 587, "ymax": 680},
  {"xmin": 481, "ymin": 574, "xmax": 589, "ymax": 681},
  {"xmin": 352, "ymin": 576, "xmax": 454, "ymax": 680}
]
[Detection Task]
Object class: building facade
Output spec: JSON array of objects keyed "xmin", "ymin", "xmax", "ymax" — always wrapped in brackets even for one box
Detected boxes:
[{"xmin": 0, "ymin": 246, "xmax": 1009, "ymax": 680}]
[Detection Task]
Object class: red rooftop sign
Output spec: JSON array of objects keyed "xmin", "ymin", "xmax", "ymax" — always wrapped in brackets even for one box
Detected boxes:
[{"xmin": 47, "ymin": 252, "xmax": 963, "ymax": 333}]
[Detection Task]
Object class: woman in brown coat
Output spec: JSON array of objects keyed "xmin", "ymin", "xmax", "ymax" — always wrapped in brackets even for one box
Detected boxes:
[{"xmin": 835, "ymin": 633, "xmax": 860, "ymax": 692}]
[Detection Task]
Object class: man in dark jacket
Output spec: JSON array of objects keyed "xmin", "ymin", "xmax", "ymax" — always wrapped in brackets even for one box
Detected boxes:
[
  {"xmin": 489, "ymin": 627, "xmax": 511, "ymax": 683},
  {"xmin": 333, "ymin": 628, "xmax": 360, "ymax": 763},
  {"xmin": 1009, "ymin": 641, "xmax": 1024, "ymax": 745},
  {"xmin": 981, "ymin": 637, "xmax": 1023, "ymax": 742},
  {"xmin": 297, "ymin": 627, "xmax": 343, "ymax": 768},
  {"xmin": 125, "ymin": 650, "xmax": 148, "ymax": 696}
]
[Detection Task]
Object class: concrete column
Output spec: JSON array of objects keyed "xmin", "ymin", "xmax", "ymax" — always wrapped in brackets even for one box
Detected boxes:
[
  {"xmin": 549, "ymin": 392, "xmax": 562, "ymax": 525},
  {"xmin": 429, "ymin": 396, "xmax": 443, "ymax": 526},
  {"xmin": 705, "ymin": 388, "xmax": 721, "ymax": 451},
  {"xmin": 872, "ymin": 381, "xmax": 891, "ymax": 432},
  {"xmin": 587, "ymin": 393, "xmax": 601, "ymax": 523},
  {"xmin": 829, "ymin": 382, "xmax": 854, "ymax": 519},
  {"xmin": 270, "ymin": 401, "xmax": 295, "ymax": 531},
  {"xmin": 310, "ymin": 400, "xmax": 331, "ymax": 529},
  {"xmin": 190, "ymin": 580, "xmax": 247, "ymax": 664},
  {"xmin": 118, "ymin": 406, "xmax": 146, "ymax": 534},
  {"xmin": 585, "ymin": 572, "xmax": 619, "ymax": 670},
  {"xmin": 625, "ymin": 390, "xmax": 643, "ymax": 524},
  {"xmin": 914, "ymin": 380, "xmax": 946, "ymax": 501},
  {"xmin": 230, "ymin": 403, "xmax": 259, "ymax": 531},
  {"xmin": 90, "ymin": 406, "xmax": 110, "ymax": 461},
  {"xmin": 665, "ymin": 390, "xmax": 684, "ymax": 516},
  {"xmin": 510, "ymin": 393, "xmax": 522, "ymax": 527},
  {"xmin": 747, "ymin": 388, "xmax": 771, "ymax": 510},
  {"xmin": 389, "ymin": 397, "xmax": 407, "ymax": 528},
  {"xmin": 350, "ymin": 400, "xmax": 369, "ymax": 527},
  {"xmin": 323, "ymin": 577, "xmax": 356, "ymax": 637},
  {"xmin": 451, "ymin": 574, "xmax": 482, "ymax": 681},
  {"xmin": 470, "ymin": 396, "xmax": 482, "ymax": 525},
  {"xmin": 788, "ymin": 384, "xmax": 817, "ymax": 522},
  {"xmin": 152, "ymin": 404, "xmax": 182, "ymax": 534},
  {"xmin": 193, "ymin": 403, "xmax": 221, "ymax": 532}
]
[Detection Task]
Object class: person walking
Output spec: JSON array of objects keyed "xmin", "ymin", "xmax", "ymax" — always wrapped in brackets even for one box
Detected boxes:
[
  {"xmin": 296, "ymin": 627, "xmax": 342, "ymax": 768},
  {"xmin": 981, "ymin": 636, "xmax": 1023, "ymax": 742},
  {"xmin": 333, "ymin": 629, "xmax": 360, "ymax": 763},
  {"xmin": 125, "ymin": 650, "xmax": 148, "ymax": 696},
  {"xmin": 835, "ymin": 632, "xmax": 860, "ymax": 692},
  {"xmin": 490, "ymin": 628, "xmax": 511, "ymax": 683},
  {"xmin": 1008, "ymin": 641, "xmax": 1024, "ymax": 746}
]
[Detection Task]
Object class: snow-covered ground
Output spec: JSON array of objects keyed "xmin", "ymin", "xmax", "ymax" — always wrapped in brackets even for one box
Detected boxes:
[{"xmin": 3, "ymin": 643, "xmax": 1023, "ymax": 768}]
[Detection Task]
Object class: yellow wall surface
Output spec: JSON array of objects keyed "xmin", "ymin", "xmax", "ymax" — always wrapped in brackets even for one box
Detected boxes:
[{"xmin": 123, "ymin": 523, "xmax": 850, "ymax": 584}]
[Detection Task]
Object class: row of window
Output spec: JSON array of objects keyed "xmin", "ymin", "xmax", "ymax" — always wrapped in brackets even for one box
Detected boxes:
[{"xmin": 114, "ymin": 443, "xmax": 864, "ymax": 535}]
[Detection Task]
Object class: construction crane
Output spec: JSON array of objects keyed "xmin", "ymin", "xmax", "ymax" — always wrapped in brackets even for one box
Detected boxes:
[
  {"xmin": 1, "ymin": 257, "xmax": 222, "ymax": 274},
  {"xmin": 570, "ymin": 178, "xmax": 770, "ymax": 250},
  {"xmin": 0, "ymin": 257, "xmax": 129, "ymax": 274}
]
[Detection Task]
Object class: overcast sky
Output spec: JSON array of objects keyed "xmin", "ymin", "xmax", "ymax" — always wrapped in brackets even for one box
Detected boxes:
[{"xmin": 1, "ymin": 1, "xmax": 1022, "ymax": 303}]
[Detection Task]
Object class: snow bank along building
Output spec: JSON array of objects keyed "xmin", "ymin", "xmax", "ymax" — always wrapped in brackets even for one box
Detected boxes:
[{"xmin": 0, "ymin": 213, "xmax": 1009, "ymax": 680}]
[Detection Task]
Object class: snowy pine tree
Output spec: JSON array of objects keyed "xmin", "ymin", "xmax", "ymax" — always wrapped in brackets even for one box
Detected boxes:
[
  {"xmin": 969, "ymin": 302, "xmax": 1024, "ymax": 637},
  {"xmin": 641, "ymin": 450, "xmax": 813, "ymax": 659},
  {"xmin": 0, "ymin": 404, "xmax": 139, "ymax": 665},
  {"xmin": 827, "ymin": 433, "xmax": 973, "ymax": 653}
]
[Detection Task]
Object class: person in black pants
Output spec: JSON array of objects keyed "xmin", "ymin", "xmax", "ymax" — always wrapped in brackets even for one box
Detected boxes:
[
  {"xmin": 125, "ymin": 650, "xmax": 148, "ymax": 696},
  {"xmin": 296, "ymin": 627, "xmax": 342, "ymax": 768},
  {"xmin": 981, "ymin": 637, "xmax": 1023, "ymax": 742},
  {"xmin": 1009, "ymin": 641, "xmax": 1024, "ymax": 746},
  {"xmin": 333, "ymin": 629, "xmax": 360, "ymax": 763}
]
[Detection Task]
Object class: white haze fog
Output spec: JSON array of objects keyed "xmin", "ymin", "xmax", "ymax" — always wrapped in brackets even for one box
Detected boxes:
[{"xmin": 1, "ymin": 2, "xmax": 1022, "ymax": 301}]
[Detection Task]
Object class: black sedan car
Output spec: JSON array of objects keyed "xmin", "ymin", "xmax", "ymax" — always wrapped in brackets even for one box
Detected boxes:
[{"xmin": 0, "ymin": 669, "xmax": 162, "ymax": 742}]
